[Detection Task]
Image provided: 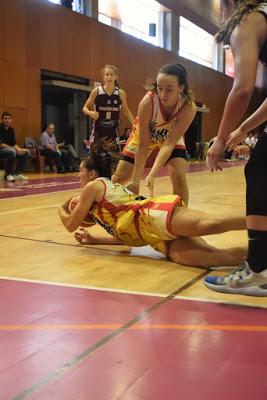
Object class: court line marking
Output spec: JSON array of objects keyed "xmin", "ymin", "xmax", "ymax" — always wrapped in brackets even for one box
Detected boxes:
[
  {"xmin": 1, "ymin": 235, "xmax": 264, "ymax": 310},
  {"xmin": 0, "ymin": 186, "xmax": 80, "ymax": 202},
  {"xmin": 1, "ymin": 323, "xmax": 267, "ymax": 332},
  {"xmin": 0, "ymin": 276, "xmax": 267, "ymax": 309},
  {"xmin": 0, "ymin": 204, "xmax": 60, "ymax": 215},
  {"xmin": 11, "ymin": 270, "xmax": 208, "ymax": 400},
  {"xmin": 2, "ymin": 272, "xmax": 265, "ymax": 312},
  {"xmin": 0, "ymin": 276, "xmax": 167, "ymax": 298},
  {"xmin": 0, "ymin": 234, "xmax": 134, "ymax": 256},
  {"xmin": 1, "ymin": 276, "xmax": 265, "ymax": 309}
]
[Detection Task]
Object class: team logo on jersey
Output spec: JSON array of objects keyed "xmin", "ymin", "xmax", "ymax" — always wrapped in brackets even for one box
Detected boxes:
[{"xmin": 150, "ymin": 127, "xmax": 169, "ymax": 143}]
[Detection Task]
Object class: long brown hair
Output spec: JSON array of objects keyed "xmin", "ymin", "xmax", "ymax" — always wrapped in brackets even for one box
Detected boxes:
[
  {"xmin": 216, "ymin": 0, "xmax": 265, "ymax": 44},
  {"xmin": 83, "ymin": 139, "xmax": 115, "ymax": 178}
]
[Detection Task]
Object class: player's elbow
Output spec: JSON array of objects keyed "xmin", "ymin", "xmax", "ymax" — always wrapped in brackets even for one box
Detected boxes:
[
  {"xmin": 82, "ymin": 106, "xmax": 87, "ymax": 115},
  {"xmin": 231, "ymin": 85, "xmax": 253, "ymax": 102}
]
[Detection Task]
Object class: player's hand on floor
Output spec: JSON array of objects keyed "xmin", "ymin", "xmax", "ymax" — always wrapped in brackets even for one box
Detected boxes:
[{"xmin": 74, "ymin": 228, "xmax": 93, "ymax": 244}]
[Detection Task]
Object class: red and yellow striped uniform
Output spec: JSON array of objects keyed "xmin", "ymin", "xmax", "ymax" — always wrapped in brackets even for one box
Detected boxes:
[{"xmin": 87, "ymin": 178, "xmax": 183, "ymax": 255}]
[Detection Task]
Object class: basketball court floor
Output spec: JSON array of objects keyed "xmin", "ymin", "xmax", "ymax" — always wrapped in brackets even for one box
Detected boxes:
[{"xmin": 0, "ymin": 162, "xmax": 267, "ymax": 399}]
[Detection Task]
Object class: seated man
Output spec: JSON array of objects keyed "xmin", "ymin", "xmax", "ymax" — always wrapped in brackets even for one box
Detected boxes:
[
  {"xmin": 0, "ymin": 111, "xmax": 29, "ymax": 181},
  {"xmin": 40, "ymin": 123, "xmax": 73, "ymax": 173},
  {"xmin": 59, "ymin": 140, "xmax": 247, "ymax": 270}
]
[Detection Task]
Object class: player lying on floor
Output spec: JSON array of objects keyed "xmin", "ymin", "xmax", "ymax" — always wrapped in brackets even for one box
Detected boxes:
[{"xmin": 59, "ymin": 140, "xmax": 246, "ymax": 269}]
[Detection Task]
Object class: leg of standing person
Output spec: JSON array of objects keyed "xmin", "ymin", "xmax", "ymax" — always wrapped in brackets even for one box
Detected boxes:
[
  {"xmin": 113, "ymin": 158, "xmax": 134, "ymax": 185},
  {"xmin": 204, "ymin": 134, "xmax": 267, "ymax": 296},
  {"xmin": 167, "ymin": 151, "xmax": 189, "ymax": 205}
]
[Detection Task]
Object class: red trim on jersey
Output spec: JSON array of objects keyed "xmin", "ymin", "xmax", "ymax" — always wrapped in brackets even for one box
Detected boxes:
[
  {"xmin": 173, "ymin": 144, "xmax": 186, "ymax": 150},
  {"xmin": 166, "ymin": 196, "xmax": 183, "ymax": 236},
  {"xmin": 122, "ymin": 148, "xmax": 135, "ymax": 158},
  {"xmin": 97, "ymin": 178, "xmax": 107, "ymax": 202},
  {"xmin": 148, "ymin": 92, "xmax": 155, "ymax": 120}
]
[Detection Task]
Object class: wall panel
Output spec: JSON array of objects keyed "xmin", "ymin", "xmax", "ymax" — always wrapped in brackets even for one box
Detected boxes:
[
  {"xmin": 0, "ymin": 0, "xmax": 4, "ymax": 61},
  {"xmin": 39, "ymin": 1, "xmax": 60, "ymax": 72},
  {"xmin": 88, "ymin": 20, "xmax": 117, "ymax": 79},
  {"xmin": 26, "ymin": 0, "xmax": 42, "ymax": 67},
  {"xmin": 4, "ymin": 61, "xmax": 26, "ymax": 109},
  {"xmin": 71, "ymin": 14, "xmax": 92, "ymax": 78},
  {"xmin": 3, "ymin": 0, "xmax": 26, "ymax": 64},
  {"xmin": 0, "ymin": 61, "xmax": 4, "ymax": 107}
]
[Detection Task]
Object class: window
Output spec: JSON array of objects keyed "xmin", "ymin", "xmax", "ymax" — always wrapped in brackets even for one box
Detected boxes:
[
  {"xmin": 98, "ymin": 0, "xmax": 163, "ymax": 47},
  {"xmin": 179, "ymin": 17, "xmax": 215, "ymax": 68},
  {"xmin": 48, "ymin": 0, "xmax": 83, "ymax": 13},
  {"xmin": 98, "ymin": 13, "xmax": 112, "ymax": 26}
]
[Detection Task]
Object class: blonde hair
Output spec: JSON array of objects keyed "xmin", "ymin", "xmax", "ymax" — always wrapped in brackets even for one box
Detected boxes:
[{"xmin": 216, "ymin": 0, "xmax": 265, "ymax": 44}]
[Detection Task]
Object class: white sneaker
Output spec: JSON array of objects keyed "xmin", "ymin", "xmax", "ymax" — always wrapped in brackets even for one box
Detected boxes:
[
  {"xmin": 14, "ymin": 174, "xmax": 28, "ymax": 180},
  {"xmin": 5, "ymin": 174, "xmax": 15, "ymax": 182},
  {"xmin": 204, "ymin": 262, "xmax": 267, "ymax": 296}
]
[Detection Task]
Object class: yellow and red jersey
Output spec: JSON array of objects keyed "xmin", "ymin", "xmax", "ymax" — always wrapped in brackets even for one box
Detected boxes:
[
  {"xmin": 123, "ymin": 91, "xmax": 186, "ymax": 159},
  {"xmin": 87, "ymin": 178, "xmax": 183, "ymax": 255}
]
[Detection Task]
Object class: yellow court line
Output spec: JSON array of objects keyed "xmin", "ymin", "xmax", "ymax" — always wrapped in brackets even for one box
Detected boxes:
[{"xmin": 1, "ymin": 324, "xmax": 267, "ymax": 332}]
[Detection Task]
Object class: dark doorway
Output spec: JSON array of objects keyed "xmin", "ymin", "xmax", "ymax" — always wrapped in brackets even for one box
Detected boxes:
[{"xmin": 41, "ymin": 70, "xmax": 91, "ymax": 157}]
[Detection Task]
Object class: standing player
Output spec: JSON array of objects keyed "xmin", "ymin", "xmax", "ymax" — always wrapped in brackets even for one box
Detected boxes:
[
  {"xmin": 112, "ymin": 63, "xmax": 196, "ymax": 204},
  {"xmin": 82, "ymin": 65, "xmax": 134, "ymax": 152},
  {"xmin": 205, "ymin": 0, "xmax": 267, "ymax": 296}
]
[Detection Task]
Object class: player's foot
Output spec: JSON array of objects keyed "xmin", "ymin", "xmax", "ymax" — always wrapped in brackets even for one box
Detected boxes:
[
  {"xmin": 5, "ymin": 174, "xmax": 15, "ymax": 182},
  {"xmin": 204, "ymin": 261, "xmax": 267, "ymax": 296}
]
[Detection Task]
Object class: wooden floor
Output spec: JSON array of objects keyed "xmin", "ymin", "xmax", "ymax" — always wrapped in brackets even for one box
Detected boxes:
[{"xmin": 0, "ymin": 163, "xmax": 266, "ymax": 309}]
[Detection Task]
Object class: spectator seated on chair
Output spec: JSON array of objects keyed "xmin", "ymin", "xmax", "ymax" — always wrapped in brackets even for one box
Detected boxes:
[
  {"xmin": 24, "ymin": 136, "xmax": 47, "ymax": 173},
  {"xmin": 0, "ymin": 111, "xmax": 29, "ymax": 182},
  {"xmin": 40, "ymin": 123, "xmax": 73, "ymax": 173}
]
